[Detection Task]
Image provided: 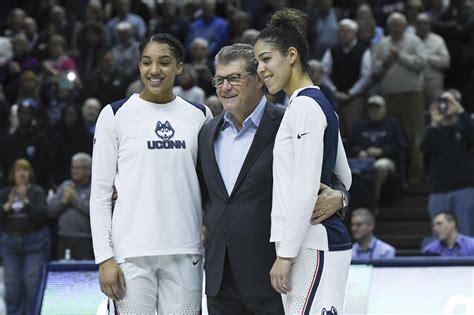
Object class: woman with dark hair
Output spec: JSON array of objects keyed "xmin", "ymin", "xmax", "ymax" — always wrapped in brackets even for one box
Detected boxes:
[
  {"xmin": 254, "ymin": 8, "xmax": 352, "ymax": 314},
  {"xmin": 52, "ymin": 104, "xmax": 92, "ymax": 185},
  {"xmin": 74, "ymin": 21, "xmax": 108, "ymax": 86},
  {"xmin": 90, "ymin": 33, "xmax": 212, "ymax": 313},
  {"xmin": 0, "ymin": 159, "xmax": 50, "ymax": 315}
]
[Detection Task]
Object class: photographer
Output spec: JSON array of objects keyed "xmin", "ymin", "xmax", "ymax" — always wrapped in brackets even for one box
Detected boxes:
[{"xmin": 420, "ymin": 91, "xmax": 474, "ymax": 236}]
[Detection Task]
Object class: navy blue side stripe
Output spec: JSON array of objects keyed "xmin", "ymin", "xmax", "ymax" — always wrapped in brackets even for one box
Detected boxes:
[
  {"xmin": 182, "ymin": 98, "xmax": 206, "ymax": 117},
  {"xmin": 304, "ymin": 251, "xmax": 325, "ymax": 315},
  {"xmin": 110, "ymin": 96, "xmax": 130, "ymax": 115}
]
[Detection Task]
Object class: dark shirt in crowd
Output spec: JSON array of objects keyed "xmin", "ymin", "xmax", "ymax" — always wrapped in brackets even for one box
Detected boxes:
[
  {"xmin": 349, "ymin": 117, "xmax": 406, "ymax": 160},
  {"xmin": 0, "ymin": 184, "xmax": 49, "ymax": 235},
  {"xmin": 420, "ymin": 113, "xmax": 474, "ymax": 193}
]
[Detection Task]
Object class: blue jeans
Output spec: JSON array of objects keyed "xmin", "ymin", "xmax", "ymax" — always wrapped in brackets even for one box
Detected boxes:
[
  {"xmin": 428, "ymin": 187, "xmax": 474, "ymax": 236},
  {"xmin": 2, "ymin": 227, "xmax": 50, "ymax": 315}
]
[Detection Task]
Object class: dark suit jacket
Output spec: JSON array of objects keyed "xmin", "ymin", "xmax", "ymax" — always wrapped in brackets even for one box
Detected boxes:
[
  {"xmin": 198, "ymin": 101, "xmax": 284, "ymax": 299},
  {"xmin": 197, "ymin": 101, "xmax": 348, "ymax": 299}
]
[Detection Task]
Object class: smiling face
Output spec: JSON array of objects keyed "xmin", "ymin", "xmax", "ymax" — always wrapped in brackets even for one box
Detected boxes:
[
  {"xmin": 215, "ymin": 58, "xmax": 262, "ymax": 122},
  {"xmin": 139, "ymin": 42, "xmax": 183, "ymax": 103},
  {"xmin": 254, "ymin": 39, "xmax": 292, "ymax": 95}
]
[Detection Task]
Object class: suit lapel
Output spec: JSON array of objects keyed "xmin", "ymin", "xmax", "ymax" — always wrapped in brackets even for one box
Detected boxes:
[
  {"xmin": 229, "ymin": 102, "xmax": 280, "ymax": 197},
  {"xmin": 207, "ymin": 115, "xmax": 229, "ymax": 198}
]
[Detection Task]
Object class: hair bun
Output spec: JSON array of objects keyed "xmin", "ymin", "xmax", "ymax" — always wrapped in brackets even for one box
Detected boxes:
[{"xmin": 268, "ymin": 8, "xmax": 309, "ymax": 37}]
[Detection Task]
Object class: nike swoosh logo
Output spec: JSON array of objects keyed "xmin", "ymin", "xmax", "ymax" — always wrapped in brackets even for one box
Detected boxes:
[
  {"xmin": 193, "ymin": 259, "xmax": 199, "ymax": 265},
  {"xmin": 297, "ymin": 132, "xmax": 310, "ymax": 139}
]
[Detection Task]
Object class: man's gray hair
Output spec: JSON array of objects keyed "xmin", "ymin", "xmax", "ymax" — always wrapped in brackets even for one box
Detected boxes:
[
  {"xmin": 214, "ymin": 43, "xmax": 258, "ymax": 73},
  {"xmin": 339, "ymin": 19, "xmax": 358, "ymax": 32},
  {"xmin": 72, "ymin": 152, "xmax": 92, "ymax": 170},
  {"xmin": 352, "ymin": 208, "xmax": 375, "ymax": 225},
  {"xmin": 191, "ymin": 37, "xmax": 209, "ymax": 47},
  {"xmin": 387, "ymin": 12, "xmax": 407, "ymax": 26}
]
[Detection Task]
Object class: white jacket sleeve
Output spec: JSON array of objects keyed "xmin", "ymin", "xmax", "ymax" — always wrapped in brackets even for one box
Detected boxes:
[
  {"xmin": 90, "ymin": 106, "xmax": 119, "ymax": 264},
  {"xmin": 277, "ymin": 97, "xmax": 326, "ymax": 258},
  {"xmin": 334, "ymin": 132, "xmax": 352, "ymax": 189}
]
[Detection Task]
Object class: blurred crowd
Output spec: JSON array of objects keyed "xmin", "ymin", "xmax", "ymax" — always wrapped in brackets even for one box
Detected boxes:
[{"xmin": 0, "ymin": 0, "xmax": 473, "ymax": 261}]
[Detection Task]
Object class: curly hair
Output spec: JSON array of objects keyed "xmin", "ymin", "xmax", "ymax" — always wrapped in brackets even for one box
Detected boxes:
[{"xmin": 257, "ymin": 8, "xmax": 310, "ymax": 73}]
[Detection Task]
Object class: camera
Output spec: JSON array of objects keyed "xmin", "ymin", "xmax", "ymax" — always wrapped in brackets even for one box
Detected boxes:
[
  {"xmin": 438, "ymin": 98, "xmax": 449, "ymax": 114},
  {"xmin": 58, "ymin": 71, "xmax": 76, "ymax": 91}
]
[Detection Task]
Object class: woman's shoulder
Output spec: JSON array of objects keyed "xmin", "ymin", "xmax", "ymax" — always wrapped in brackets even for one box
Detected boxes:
[{"xmin": 29, "ymin": 184, "xmax": 46, "ymax": 195}]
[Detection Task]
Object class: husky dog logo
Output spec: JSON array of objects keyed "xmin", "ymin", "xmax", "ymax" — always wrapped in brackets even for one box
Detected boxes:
[
  {"xmin": 321, "ymin": 306, "xmax": 337, "ymax": 315},
  {"xmin": 155, "ymin": 121, "xmax": 175, "ymax": 141}
]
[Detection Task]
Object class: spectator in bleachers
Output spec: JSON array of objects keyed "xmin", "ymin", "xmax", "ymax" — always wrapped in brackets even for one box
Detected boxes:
[
  {"xmin": 420, "ymin": 91, "xmax": 474, "ymax": 236},
  {"xmin": 12, "ymin": 33, "xmax": 39, "ymax": 74},
  {"xmin": 416, "ymin": 13, "xmax": 450, "ymax": 108},
  {"xmin": 81, "ymin": 98, "xmax": 102, "ymax": 138},
  {"xmin": 23, "ymin": 17, "xmax": 39, "ymax": 51},
  {"xmin": 151, "ymin": 0, "xmax": 189, "ymax": 43},
  {"xmin": 372, "ymin": 0, "xmax": 405, "ymax": 28},
  {"xmin": 349, "ymin": 95, "xmax": 406, "ymax": 205},
  {"xmin": 32, "ymin": 0, "xmax": 57, "ymax": 31},
  {"xmin": 0, "ymin": 159, "xmax": 50, "ymax": 314},
  {"xmin": 111, "ymin": 21, "xmax": 140, "ymax": 86},
  {"xmin": 185, "ymin": 0, "xmax": 229, "ymax": 56},
  {"xmin": 228, "ymin": 10, "xmax": 252, "ymax": 44},
  {"xmin": 173, "ymin": 64, "xmax": 206, "ymax": 104},
  {"xmin": 240, "ymin": 28, "xmax": 260, "ymax": 46},
  {"xmin": 307, "ymin": 59, "xmax": 336, "ymax": 109},
  {"xmin": 432, "ymin": 0, "xmax": 474, "ymax": 112},
  {"xmin": 3, "ymin": 33, "xmax": 41, "ymax": 104},
  {"xmin": 51, "ymin": 105, "xmax": 92, "ymax": 185},
  {"xmin": 74, "ymin": 21, "xmax": 108, "ymax": 86},
  {"xmin": 34, "ymin": 18, "xmax": 59, "ymax": 61},
  {"xmin": 0, "ymin": 36, "xmax": 19, "ymax": 104},
  {"xmin": 83, "ymin": 50, "xmax": 127, "ymax": 106},
  {"xmin": 0, "ymin": 101, "xmax": 49, "ymax": 188},
  {"xmin": 425, "ymin": 0, "xmax": 449, "ymax": 19},
  {"xmin": 205, "ymin": 95, "xmax": 222, "ymax": 116},
  {"xmin": 48, "ymin": 5, "xmax": 75, "ymax": 48},
  {"xmin": 16, "ymin": 71, "xmax": 43, "ymax": 123},
  {"xmin": 321, "ymin": 18, "xmax": 372, "ymax": 137},
  {"xmin": 129, "ymin": 0, "xmax": 152, "ymax": 25},
  {"xmin": 351, "ymin": 208, "xmax": 396, "ymax": 259},
  {"xmin": 355, "ymin": 3, "xmax": 384, "ymax": 48},
  {"xmin": 42, "ymin": 34, "xmax": 77, "ymax": 76},
  {"xmin": 405, "ymin": 0, "xmax": 424, "ymax": 34},
  {"xmin": 372, "ymin": 12, "xmax": 425, "ymax": 184},
  {"xmin": 48, "ymin": 153, "xmax": 93, "ymax": 260},
  {"xmin": 106, "ymin": 0, "xmax": 146, "ymax": 46},
  {"xmin": 85, "ymin": 2, "xmax": 106, "ymax": 24},
  {"xmin": 3, "ymin": 8, "xmax": 27, "ymax": 37},
  {"xmin": 126, "ymin": 77, "xmax": 144, "ymax": 97},
  {"xmin": 40, "ymin": 35, "xmax": 81, "ymax": 135},
  {"xmin": 422, "ymin": 212, "xmax": 474, "ymax": 256},
  {"xmin": 193, "ymin": 63, "xmax": 215, "ymax": 97},
  {"xmin": 309, "ymin": 0, "xmax": 340, "ymax": 59},
  {"xmin": 189, "ymin": 37, "xmax": 214, "ymax": 72}
]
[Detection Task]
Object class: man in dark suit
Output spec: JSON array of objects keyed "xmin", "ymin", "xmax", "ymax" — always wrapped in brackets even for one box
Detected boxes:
[{"xmin": 198, "ymin": 43, "xmax": 349, "ymax": 314}]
